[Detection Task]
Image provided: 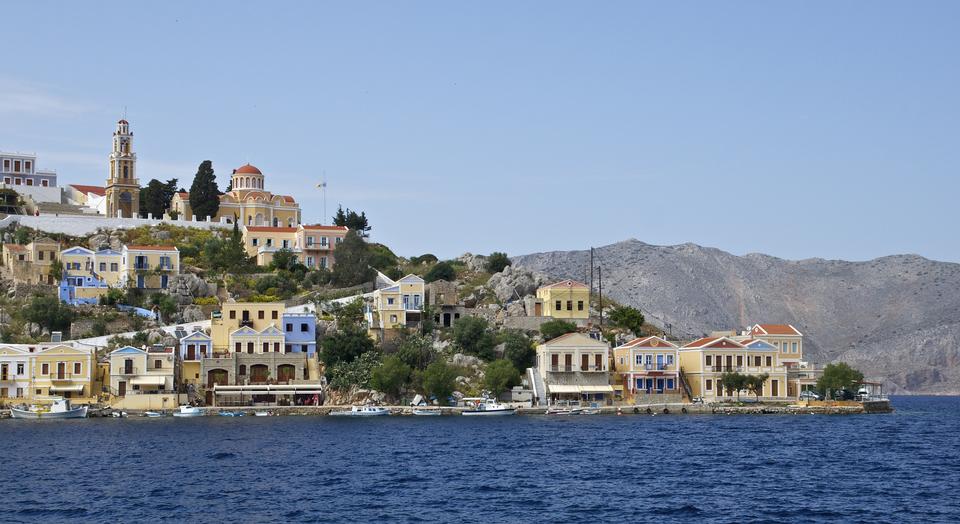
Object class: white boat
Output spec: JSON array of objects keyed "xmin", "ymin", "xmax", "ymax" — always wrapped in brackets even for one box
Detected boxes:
[
  {"xmin": 329, "ymin": 406, "xmax": 390, "ymax": 417},
  {"xmin": 412, "ymin": 408, "xmax": 442, "ymax": 416},
  {"xmin": 547, "ymin": 406, "xmax": 583, "ymax": 415},
  {"xmin": 111, "ymin": 411, "xmax": 128, "ymax": 418},
  {"xmin": 10, "ymin": 398, "xmax": 88, "ymax": 419},
  {"xmin": 461, "ymin": 397, "xmax": 516, "ymax": 416},
  {"xmin": 143, "ymin": 411, "xmax": 165, "ymax": 418},
  {"xmin": 172, "ymin": 405, "xmax": 204, "ymax": 418},
  {"xmin": 253, "ymin": 411, "xmax": 271, "ymax": 417}
]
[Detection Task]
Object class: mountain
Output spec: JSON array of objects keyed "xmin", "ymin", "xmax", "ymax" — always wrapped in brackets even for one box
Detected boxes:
[{"xmin": 513, "ymin": 239, "xmax": 960, "ymax": 394}]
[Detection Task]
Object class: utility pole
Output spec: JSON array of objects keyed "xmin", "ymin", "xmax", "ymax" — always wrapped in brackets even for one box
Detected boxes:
[
  {"xmin": 598, "ymin": 265, "xmax": 603, "ymax": 328},
  {"xmin": 589, "ymin": 247, "xmax": 594, "ymax": 298}
]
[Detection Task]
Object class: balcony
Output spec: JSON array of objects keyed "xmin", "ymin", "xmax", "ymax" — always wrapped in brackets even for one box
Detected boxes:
[
  {"xmin": 549, "ymin": 365, "xmax": 606, "ymax": 373},
  {"xmin": 117, "ymin": 367, "xmax": 141, "ymax": 376},
  {"xmin": 639, "ymin": 363, "xmax": 675, "ymax": 371}
]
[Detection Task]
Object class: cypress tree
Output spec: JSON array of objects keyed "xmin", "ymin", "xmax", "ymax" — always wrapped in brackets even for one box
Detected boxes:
[{"xmin": 189, "ymin": 160, "xmax": 220, "ymax": 220}]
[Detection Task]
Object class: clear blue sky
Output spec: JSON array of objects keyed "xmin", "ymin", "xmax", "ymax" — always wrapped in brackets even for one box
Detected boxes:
[{"xmin": 3, "ymin": 2, "xmax": 958, "ymax": 262}]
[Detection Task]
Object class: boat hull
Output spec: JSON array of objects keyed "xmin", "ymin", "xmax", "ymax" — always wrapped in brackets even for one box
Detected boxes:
[
  {"xmin": 330, "ymin": 411, "xmax": 389, "ymax": 417},
  {"xmin": 172, "ymin": 412, "xmax": 204, "ymax": 418},
  {"xmin": 10, "ymin": 406, "xmax": 88, "ymax": 419},
  {"xmin": 461, "ymin": 409, "xmax": 515, "ymax": 416},
  {"xmin": 412, "ymin": 409, "xmax": 442, "ymax": 416}
]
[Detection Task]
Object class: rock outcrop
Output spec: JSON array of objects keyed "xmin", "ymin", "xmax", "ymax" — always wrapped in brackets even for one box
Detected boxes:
[{"xmin": 486, "ymin": 265, "xmax": 547, "ymax": 302}]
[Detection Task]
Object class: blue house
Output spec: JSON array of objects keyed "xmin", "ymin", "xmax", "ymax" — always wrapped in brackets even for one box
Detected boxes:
[{"xmin": 282, "ymin": 313, "xmax": 316, "ymax": 355}]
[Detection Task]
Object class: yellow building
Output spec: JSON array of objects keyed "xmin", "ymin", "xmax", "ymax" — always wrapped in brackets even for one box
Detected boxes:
[
  {"xmin": 739, "ymin": 324, "xmax": 804, "ymax": 366},
  {"xmin": 170, "ymin": 163, "xmax": 301, "ymax": 226},
  {"xmin": 122, "ymin": 245, "xmax": 179, "ymax": 289},
  {"xmin": 211, "ymin": 302, "xmax": 287, "ymax": 352},
  {"xmin": 678, "ymin": 336, "xmax": 788, "ymax": 401},
  {"xmin": 30, "ymin": 345, "xmax": 96, "ymax": 403},
  {"xmin": 367, "ymin": 275, "xmax": 425, "ymax": 337},
  {"xmin": 612, "ymin": 336, "xmax": 680, "ymax": 398},
  {"xmin": 1, "ymin": 237, "xmax": 61, "ymax": 285},
  {"xmin": 108, "ymin": 346, "xmax": 176, "ymax": 396},
  {"xmin": 535, "ymin": 332, "xmax": 613, "ymax": 404},
  {"xmin": 242, "ymin": 226, "xmax": 300, "ymax": 265},
  {"xmin": 0, "ymin": 345, "xmax": 32, "ymax": 405},
  {"xmin": 536, "ymin": 280, "xmax": 590, "ymax": 319}
]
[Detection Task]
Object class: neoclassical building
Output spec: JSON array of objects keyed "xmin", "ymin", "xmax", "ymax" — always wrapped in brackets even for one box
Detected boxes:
[
  {"xmin": 105, "ymin": 119, "xmax": 140, "ymax": 218},
  {"xmin": 170, "ymin": 163, "xmax": 300, "ymax": 226}
]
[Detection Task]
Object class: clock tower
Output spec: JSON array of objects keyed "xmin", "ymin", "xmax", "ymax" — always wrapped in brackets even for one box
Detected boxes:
[{"xmin": 105, "ymin": 119, "xmax": 140, "ymax": 218}]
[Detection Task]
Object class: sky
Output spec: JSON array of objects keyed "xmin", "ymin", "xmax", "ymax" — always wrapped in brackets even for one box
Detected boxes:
[{"xmin": 2, "ymin": 2, "xmax": 959, "ymax": 262}]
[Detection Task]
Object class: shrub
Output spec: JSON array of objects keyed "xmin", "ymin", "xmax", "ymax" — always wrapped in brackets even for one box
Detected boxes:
[
  {"xmin": 192, "ymin": 297, "xmax": 220, "ymax": 306},
  {"xmin": 328, "ymin": 351, "xmax": 381, "ymax": 390},
  {"xmin": 451, "ymin": 316, "xmax": 496, "ymax": 360},
  {"xmin": 425, "ymin": 261, "xmax": 456, "ymax": 283},
  {"xmin": 422, "ymin": 361, "xmax": 458, "ymax": 405},
  {"xmin": 500, "ymin": 330, "xmax": 535, "ymax": 371},
  {"xmin": 486, "ymin": 252, "xmax": 511, "ymax": 273},
  {"xmin": 370, "ymin": 356, "xmax": 412, "ymax": 401},
  {"xmin": 484, "ymin": 359, "xmax": 521, "ymax": 397},
  {"xmin": 540, "ymin": 319, "xmax": 578, "ymax": 341}
]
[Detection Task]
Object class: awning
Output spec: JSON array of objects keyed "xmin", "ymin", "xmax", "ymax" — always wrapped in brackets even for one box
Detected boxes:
[
  {"xmin": 547, "ymin": 385, "xmax": 581, "ymax": 394},
  {"xmin": 50, "ymin": 384, "xmax": 84, "ymax": 392},
  {"xmin": 130, "ymin": 375, "xmax": 167, "ymax": 386},
  {"xmin": 580, "ymin": 385, "xmax": 615, "ymax": 393}
]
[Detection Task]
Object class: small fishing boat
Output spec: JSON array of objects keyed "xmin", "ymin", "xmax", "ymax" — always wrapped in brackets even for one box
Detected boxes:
[
  {"xmin": 172, "ymin": 405, "xmax": 204, "ymax": 418},
  {"xmin": 546, "ymin": 406, "xmax": 583, "ymax": 415},
  {"xmin": 111, "ymin": 411, "xmax": 128, "ymax": 418},
  {"xmin": 412, "ymin": 408, "xmax": 442, "ymax": 416},
  {"xmin": 143, "ymin": 411, "xmax": 164, "ymax": 418},
  {"xmin": 10, "ymin": 398, "xmax": 88, "ymax": 419},
  {"xmin": 329, "ymin": 406, "xmax": 390, "ymax": 417},
  {"xmin": 253, "ymin": 411, "xmax": 271, "ymax": 417},
  {"xmin": 461, "ymin": 397, "xmax": 515, "ymax": 416},
  {"xmin": 218, "ymin": 411, "xmax": 244, "ymax": 417}
]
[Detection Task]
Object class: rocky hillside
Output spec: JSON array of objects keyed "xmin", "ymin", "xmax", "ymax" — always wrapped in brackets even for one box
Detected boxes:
[{"xmin": 513, "ymin": 239, "xmax": 960, "ymax": 394}]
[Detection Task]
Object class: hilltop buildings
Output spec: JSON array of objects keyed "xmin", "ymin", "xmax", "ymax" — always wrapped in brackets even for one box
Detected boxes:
[
  {"xmin": 240, "ymin": 224, "xmax": 348, "ymax": 268},
  {"xmin": 170, "ymin": 163, "xmax": 301, "ymax": 226},
  {"xmin": 366, "ymin": 274, "xmax": 426, "ymax": 341},
  {"xmin": 1, "ymin": 237, "xmax": 60, "ymax": 285},
  {"xmin": 535, "ymin": 280, "xmax": 590, "ymax": 319},
  {"xmin": 58, "ymin": 244, "xmax": 180, "ymax": 304},
  {"xmin": 105, "ymin": 119, "xmax": 140, "ymax": 218}
]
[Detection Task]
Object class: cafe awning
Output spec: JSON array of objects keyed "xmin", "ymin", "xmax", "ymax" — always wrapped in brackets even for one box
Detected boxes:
[
  {"xmin": 579, "ymin": 385, "xmax": 615, "ymax": 393},
  {"xmin": 547, "ymin": 385, "xmax": 581, "ymax": 394},
  {"xmin": 49, "ymin": 384, "xmax": 84, "ymax": 392},
  {"xmin": 130, "ymin": 375, "xmax": 167, "ymax": 386}
]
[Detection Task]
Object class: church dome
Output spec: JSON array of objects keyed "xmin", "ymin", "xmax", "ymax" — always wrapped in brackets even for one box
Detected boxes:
[{"xmin": 234, "ymin": 164, "xmax": 262, "ymax": 175}]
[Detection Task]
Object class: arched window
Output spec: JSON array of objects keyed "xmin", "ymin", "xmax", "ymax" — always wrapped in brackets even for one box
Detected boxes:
[{"xmin": 122, "ymin": 165, "xmax": 128, "ymax": 178}]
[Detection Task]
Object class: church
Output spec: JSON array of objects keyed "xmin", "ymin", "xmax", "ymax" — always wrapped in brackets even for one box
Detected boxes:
[{"xmin": 170, "ymin": 163, "xmax": 301, "ymax": 226}]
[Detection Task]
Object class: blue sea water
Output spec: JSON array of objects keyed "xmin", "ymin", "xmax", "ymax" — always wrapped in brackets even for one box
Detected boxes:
[{"xmin": 2, "ymin": 396, "xmax": 959, "ymax": 523}]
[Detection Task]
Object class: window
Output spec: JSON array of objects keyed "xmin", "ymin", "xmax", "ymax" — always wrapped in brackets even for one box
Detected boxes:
[
  {"xmin": 266, "ymin": 239, "xmax": 273, "ymax": 247},
  {"xmin": 41, "ymin": 363, "xmax": 49, "ymax": 375},
  {"xmin": 247, "ymin": 342, "xmax": 254, "ymax": 354},
  {"xmin": 161, "ymin": 275, "xmax": 168, "ymax": 289},
  {"xmin": 336, "ymin": 237, "xmax": 342, "ymax": 244},
  {"xmin": 2, "ymin": 159, "xmax": 7, "ymax": 170},
  {"xmin": 271, "ymin": 311, "xmax": 278, "ymax": 320},
  {"xmin": 706, "ymin": 379, "xmax": 713, "ymax": 391},
  {"xmin": 229, "ymin": 310, "xmax": 236, "ymax": 319},
  {"xmin": 792, "ymin": 342, "xmax": 798, "ymax": 353},
  {"xmin": 263, "ymin": 342, "xmax": 269, "ymax": 353},
  {"xmin": 239, "ymin": 365, "xmax": 247, "ymax": 375},
  {"xmin": 99, "ymin": 262, "xmax": 106, "ymax": 271},
  {"xmin": 755, "ymin": 356, "xmax": 761, "ymax": 366},
  {"xmin": 736, "ymin": 356, "xmax": 743, "ymax": 367},
  {"xmin": 577, "ymin": 300, "xmax": 584, "ymax": 311},
  {"xmin": 300, "ymin": 323, "xmax": 308, "ymax": 332},
  {"xmin": 74, "ymin": 362, "xmax": 81, "ymax": 374},
  {"xmin": 110, "ymin": 263, "xmax": 118, "ymax": 271},
  {"xmin": 321, "ymin": 236, "xmax": 328, "ymax": 246},
  {"xmin": 285, "ymin": 344, "xmax": 292, "ymax": 353},
  {"xmin": 3, "ymin": 177, "xmax": 9, "ymax": 184},
  {"xmin": 14, "ymin": 160, "xmax": 21, "ymax": 172},
  {"xmin": 235, "ymin": 342, "xmax": 241, "ymax": 352},
  {"xmin": 26, "ymin": 179, "xmax": 33, "ymax": 186},
  {"xmin": 667, "ymin": 355, "xmax": 674, "ymax": 365},
  {"xmin": 635, "ymin": 354, "xmax": 642, "ymax": 365},
  {"xmin": 41, "ymin": 179, "xmax": 48, "ymax": 187},
  {"xmin": 274, "ymin": 342, "xmax": 281, "ymax": 353},
  {"xmin": 258, "ymin": 310, "xmax": 265, "ymax": 320},
  {"xmin": 154, "ymin": 359, "xmax": 162, "ymax": 369},
  {"xmin": 766, "ymin": 356, "xmax": 772, "ymax": 366},
  {"xmin": 390, "ymin": 315, "xmax": 398, "ymax": 323},
  {"xmin": 566, "ymin": 300, "xmax": 573, "ymax": 311},
  {"xmin": 320, "ymin": 256, "xmax": 328, "ymax": 269},
  {"xmin": 387, "ymin": 298, "xmax": 395, "ymax": 305},
  {"xmin": 555, "ymin": 300, "xmax": 562, "ymax": 311},
  {"xmin": 38, "ymin": 251, "xmax": 44, "ymax": 261},
  {"xmin": 286, "ymin": 323, "xmax": 293, "ymax": 332},
  {"xmin": 282, "ymin": 240, "xmax": 289, "ymax": 248},
  {"xmin": 14, "ymin": 178, "xmax": 21, "ymax": 185},
  {"xmin": 705, "ymin": 355, "xmax": 712, "ymax": 366},
  {"xmin": 17, "ymin": 363, "xmax": 24, "ymax": 375},
  {"xmin": 252, "ymin": 238, "xmax": 259, "ymax": 246},
  {"xmin": 25, "ymin": 160, "xmax": 31, "ymax": 172}
]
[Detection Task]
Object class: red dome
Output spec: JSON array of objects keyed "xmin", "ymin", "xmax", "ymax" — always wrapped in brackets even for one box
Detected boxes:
[{"xmin": 234, "ymin": 163, "xmax": 262, "ymax": 175}]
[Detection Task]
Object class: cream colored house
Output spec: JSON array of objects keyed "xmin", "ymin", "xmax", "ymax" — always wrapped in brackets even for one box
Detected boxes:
[
  {"xmin": 535, "ymin": 332, "xmax": 613, "ymax": 405},
  {"xmin": 30, "ymin": 345, "xmax": 96, "ymax": 402},
  {"xmin": 241, "ymin": 226, "xmax": 300, "ymax": 266},
  {"xmin": 297, "ymin": 224, "xmax": 348, "ymax": 270},
  {"xmin": 366, "ymin": 275, "xmax": 425, "ymax": 339},
  {"xmin": 0, "ymin": 345, "xmax": 32, "ymax": 404},
  {"xmin": 678, "ymin": 336, "xmax": 788, "ymax": 401},
  {"xmin": 108, "ymin": 346, "xmax": 176, "ymax": 396},
  {"xmin": 612, "ymin": 336, "xmax": 680, "ymax": 398}
]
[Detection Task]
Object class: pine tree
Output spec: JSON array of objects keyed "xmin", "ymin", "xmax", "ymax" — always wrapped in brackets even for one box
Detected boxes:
[
  {"xmin": 189, "ymin": 160, "xmax": 220, "ymax": 220},
  {"xmin": 331, "ymin": 231, "xmax": 375, "ymax": 286}
]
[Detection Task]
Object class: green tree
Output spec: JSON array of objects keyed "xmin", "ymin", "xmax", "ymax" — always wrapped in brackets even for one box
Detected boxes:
[
  {"xmin": 486, "ymin": 252, "xmax": 511, "ymax": 273},
  {"xmin": 745, "ymin": 373, "xmax": 770, "ymax": 401},
  {"xmin": 422, "ymin": 361, "xmax": 458, "ymax": 404},
  {"xmin": 484, "ymin": 359, "xmax": 521, "ymax": 397},
  {"xmin": 368, "ymin": 243, "xmax": 398, "ymax": 271},
  {"xmin": 410, "ymin": 254, "xmax": 438, "ymax": 265},
  {"xmin": 452, "ymin": 316, "xmax": 496, "ymax": 360},
  {"xmin": 22, "ymin": 295, "xmax": 74, "ymax": 337},
  {"xmin": 48, "ymin": 258, "xmax": 65, "ymax": 281},
  {"xmin": 719, "ymin": 372, "xmax": 748, "ymax": 400},
  {"xmin": 320, "ymin": 327, "xmax": 376, "ymax": 377},
  {"xmin": 540, "ymin": 319, "xmax": 578, "ymax": 341},
  {"xmin": 149, "ymin": 293, "xmax": 177, "ymax": 322},
  {"xmin": 329, "ymin": 298, "xmax": 366, "ymax": 331},
  {"xmin": 139, "ymin": 178, "xmax": 178, "ymax": 218},
  {"xmin": 328, "ymin": 351, "xmax": 381, "ymax": 390},
  {"xmin": 331, "ymin": 231, "xmax": 375, "ymax": 286},
  {"xmin": 268, "ymin": 248, "xmax": 297, "ymax": 272},
  {"xmin": 816, "ymin": 362, "xmax": 864, "ymax": 399},
  {"xmin": 608, "ymin": 305, "xmax": 645, "ymax": 337},
  {"xmin": 203, "ymin": 221, "xmax": 252, "ymax": 274},
  {"xmin": 188, "ymin": 160, "xmax": 220, "ymax": 220},
  {"xmin": 395, "ymin": 333, "xmax": 435, "ymax": 370},
  {"xmin": 371, "ymin": 355, "xmax": 412, "ymax": 401},
  {"xmin": 425, "ymin": 261, "xmax": 456, "ymax": 283},
  {"xmin": 500, "ymin": 330, "xmax": 535, "ymax": 372},
  {"xmin": 332, "ymin": 205, "xmax": 371, "ymax": 237}
]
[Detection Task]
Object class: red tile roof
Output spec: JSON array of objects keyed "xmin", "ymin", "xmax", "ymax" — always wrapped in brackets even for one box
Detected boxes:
[
  {"xmin": 245, "ymin": 227, "xmax": 297, "ymax": 233},
  {"xmin": 234, "ymin": 163, "xmax": 262, "ymax": 175},
  {"xmin": 752, "ymin": 324, "xmax": 802, "ymax": 336},
  {"xmin": 69, "ymin": 184, "xmax": 106, "ymax": 196},
  {"xmin": 616, "ymin": 336, "xmax": 676, "ymax": 349},
  {"xmin": 281, "ymin": 195, "xmax": 296, "ymax": 203},
  {"xmin": 301, "ymin": 224, "xmax": 348, "ymax": 231},
  {"xmin": 539, "ymin": 279, "xmax": 589, "ymax": 290},
  {"xmin": 4, "ymin": 243, "xmax": 27, "ymax": 252}
]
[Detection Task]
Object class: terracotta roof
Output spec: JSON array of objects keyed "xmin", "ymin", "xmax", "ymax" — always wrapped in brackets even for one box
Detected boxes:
[
  {"xmin": 752, "ymin": 324, "xmax": 802, "ymax": 336},
  {"xmin": 4, "ymin": 243, "xmax": 27, "ymax": 252},
  {"xmin": 234, "ymin": 163, "xmax": 262, "ymax": 175},
  {"xmin": 302, "ymin": 225, "xmax": 348, "ymax": 231},
  {"xmin": 616, "ymin": 336, "xmax": 676, "ymax": 349},
  {"xmin": 69, "ymin": 184, "xmax": 106, "ymax": 196},
  {"xmin": 281, "ymin": 195, "xmax": 295, "ymax": 203},
  {"xmin": 126, "ymin": 245, "xmax": 178, "ymax": 251},
  {"xmin": 539, "ymin": 279, "xmax": 589, "ymax": 290},
  {"xmin": 245, "ymin": 226, "xmax": 297, "ymax": 233},
  {"xmin": 176, "ymin": 191, "xmax": 189, "ymax": 198}
]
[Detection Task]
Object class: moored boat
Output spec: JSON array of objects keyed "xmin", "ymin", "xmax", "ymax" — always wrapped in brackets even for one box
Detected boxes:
[
  {"xmin": 218, "ymin": 411, "xmax": 244, "ymax": 417},
  {"xmin": 329, "ymin": 406, "xmax": 390, "ymax": 417},
  {"xmin": 172, "ymin": 405, "xmax": 204, "ymax": 418},
  {"xmin": 546, "ymin": 406, "xmax": 583, "ymax": 415},
  {"xmin": 461, "ymin": 397, "xmax": 515, "ymax": 416},
  {"xmin": 143, "ymin": 411, "xmax": 165, "ymax": 418},
  {"xmin": 10, "ymin": 398, "xmax": 88, "ymax": 420},
  {"xmin": 412, "ymin": 408, "xmax": 442, "ymax": 416}
]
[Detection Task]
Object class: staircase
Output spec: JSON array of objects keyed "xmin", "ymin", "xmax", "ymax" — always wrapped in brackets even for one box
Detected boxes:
[
  {"xmin": 678, "ymin": 367, "xmax": 694, "ymax": 401},
  {"xmin": 528, "ymin": 367, "xmax": 548, "ymax": 407}
]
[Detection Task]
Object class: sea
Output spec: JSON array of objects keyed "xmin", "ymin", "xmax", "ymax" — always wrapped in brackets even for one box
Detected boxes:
[{"xmin": 2, "ymin": 396, "xmax": 958, "ymax": 523}]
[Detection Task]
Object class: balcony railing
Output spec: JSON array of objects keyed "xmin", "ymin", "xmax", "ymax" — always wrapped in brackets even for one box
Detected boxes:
[
  {"xmin": 549, "ymin": 365, "xmax": 606, "ymax": 372},
  {"xmin": 710, "ymin": 365, "xmax": 786, "ymax": 373},
  {"xmin": 638, "ymin": 363, "xmax": 675, "ymax": 371}
]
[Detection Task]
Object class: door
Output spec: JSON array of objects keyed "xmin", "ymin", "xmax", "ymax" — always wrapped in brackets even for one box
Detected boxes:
[
  {"xmin": 534, "ymin": 302, "xmax": 542, "ymax": 316},
  {"xmin": 726, "ymin": 355, "xmax": 733, "ymax": 370},
  {"xmin": 656, "ymin": 354, "xmax": 664, "ymax": 370},
  {"xmin": 771, "ymin": 380, "xmax": 779, "ymax": 397},
  {"xmin": 551, "ymin": 354, "xmax": 558, "ymax": 371},
  {"xmin": 57, "ymin": 362, "xmax": 66, "ymax": 379},
  {"xmin": 118, "ymin": 381, "xmax": 126, "ymax": 397},
  {"xmin": 581, "ymin": 354, "xmax": 589, "ymax": 371},
  {"xmin": 595, "ymin": 354, "xmax": 603, "ymax": 370},
  {"xmin": 564, "ymin": 354, "xmax": 572, "ymax": 371},
  {"xmin": 187, "ymin": 344, "xmax": 196, "ymax": 360},
  {"xmin": 124, "ymin": 359, "xmax": 133, "ymax": 374}
]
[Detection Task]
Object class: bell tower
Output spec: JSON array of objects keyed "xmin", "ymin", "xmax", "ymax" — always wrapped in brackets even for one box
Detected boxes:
[{"xmin": 105, "ymin": 119, "xmax": 140, "ymax": 218}]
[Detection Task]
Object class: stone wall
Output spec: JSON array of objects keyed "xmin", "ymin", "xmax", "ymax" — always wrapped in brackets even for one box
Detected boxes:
[{"xmin": 0, "ymin": 214, "xmax": 231, "ymax": 237}]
